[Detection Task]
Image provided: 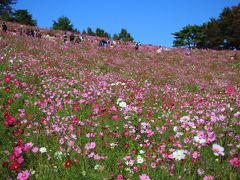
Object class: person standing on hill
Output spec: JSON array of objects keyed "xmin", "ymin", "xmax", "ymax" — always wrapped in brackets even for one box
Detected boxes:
[
  {"xmin": 63, "ymin": 32, "xmax": 68, "ymax": 44},
  {"xmin": 135, "ymin": 42, "xmax": 139, "ymax": 50},
  {"xmin": 70, "ymin": 33, "xmax": 75, "ymax": 44},
  {"xmin": 75, "ymin": 35, "xmax": 81, "ymax": 44},
  {"xmin": 2, "ymin": 22, "xmax": 8, "ymax": 32},
  {"xmin": 30, "ymin": 29, "xmax": 35, "ymax": 37},
  {"xmin": 36, "ymin": 30, "xmax": 42, "ymax": 38}
]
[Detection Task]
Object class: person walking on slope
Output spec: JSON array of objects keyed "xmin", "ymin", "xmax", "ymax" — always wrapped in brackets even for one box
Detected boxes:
[{"xmin": 2, "ymin": 22, "xmax": 8, "ymax": 32}]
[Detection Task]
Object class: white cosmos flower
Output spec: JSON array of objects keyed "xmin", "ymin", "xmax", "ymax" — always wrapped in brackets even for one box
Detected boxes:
[
  {"xmin": 119, "ymin": 101, "xmax": 127, "ymax": 108},
  {"xmin": 54, "ymin": 151, "xmax": 63, "ymax": 160},
  {"xmin": 172, "ymin": 150, "xmax": 186, "ymax": 161},
  {"xmin": 194, "ymin": 136, "xmax": 206, "ymax": 144},
  {"xmin": 39, "ymin": 147, "xmax": 47, "ymax": 153},
  {"xmin": 94, "ymin": 164, "xmax": 100, "ymax": 170},
  {"xmin": 116, "ymin": 98, "xmax": 122, "ymax": 104},
  {"xmin": 176, "ymin": 132, "xmax": 183, "ymax": 136},
  {"xmin": 136, "ymin": 155, "xmax": 144, "ymax": 164},
  {"xmin": 110, "ymin": 143, "xmax": 117, "ymax": 149},
  {"xmin": 173, "ymin": 126, "xmax": 178, "ymax": 132},
  {"xmin": 125, "ymin": 160, "xmax": 134, "ymax": 166}
]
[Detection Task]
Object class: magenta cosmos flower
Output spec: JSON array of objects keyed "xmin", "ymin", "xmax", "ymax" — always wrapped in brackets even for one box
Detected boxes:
[
  {"xmin": 225, "ymin": 86, "xmax": 236, "ymax": 95},
  {"xmin": 229, "ymin": 157, "xmax": 240, "ymax": 167},
  {"xmin": 17, "ymin": 170, "xmax": 30, "ymax": 180}
]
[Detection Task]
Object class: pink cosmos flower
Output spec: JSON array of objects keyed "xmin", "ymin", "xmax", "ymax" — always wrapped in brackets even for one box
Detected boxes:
[
  {"xmin": 93, "ymin": 104, "xmax": 99, "ymax": 114},
  {"xmin": 139, "ymin": 174, "xmax": 151, "ymax": 180},
  {"xmin": 117, "ymin": 174, "xmax": 123, "ymax": 180},
  {"xmin": 17, "ymin": 170, "xmax": 30, "ymax": 180},
  {"xmin": 112, "ymin": 115, "xmax": 119, "ymax": 121},
  {"xmin": 79, "ymin": 99, "xmax": 85, "ymax": 104},
  {"xmin": 137, "ymin": 108, "xmax": 143, "ymax": 115},
  {"xmin": 147, "ymin": 131, "xmax": 155, "ymax": 137},
  {"xmin": 203, "ymin": 175, "xmax": 214, "ymax": 180},
  {"xmin": 212, "ymin": 144, "xmax": 224, "ymax": 156},
  {"xmin": 197, "ymin": 168, "xmax": 205, "ymax": 176},
  {"xmin": 23, "ymin": 142, "xmax": 33, "ymax": 151},
  {"xmin": 32, "ymin": 147, "xmax": 39, "ymax": 153},
  {"xmin": 72, "ymin": 89, "xmax": 79, "ymax": 94},
  {"xmin": 94, "ymin": 154, "xmax": 101, "ymax": 160},
  {"xmin": 85, "ymin": 142, "xmax": 96, "ymax": 150},
  {"xmin": 14, "ymin": 146, "xmax": 22, "ymax": 157},
  {"xmin": 68, "ymin": 140, "xmax": 74, "ymax": 147},
  {"xmin": 229, "ymin": 157, "xmax": 240, "ymax": 167},
  {"xmin": 151, "ymin": 162, "xmax": 157, "ymax": 168},
  {"xmin": 16, "ymin": 156, "xmax": 24, "ymax": 164},
  {"xmin": 192, "ymin": 151, "xmax": 200, "ymax": 159},
  {"xmin": 59, "ymin": 138, "xmax": 65, "ymax": 145},
  {"xmin": 21, "ymin": 82, "xmax": 27, "ymax": 88},
  {"xmin": 207, "ymin": 132, "xmax": 216, "ymax": 143},
  {"xmin": 15, "ymin": 93, "xmax": 21, "ymax": 98},
  {"xmin": 197, "ymin": 130, "xmax": 206, "ymax": 139}
]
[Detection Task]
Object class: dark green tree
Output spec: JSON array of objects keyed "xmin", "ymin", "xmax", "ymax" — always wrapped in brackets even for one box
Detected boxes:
[
  {"xmin": 113, "ymin": 34, "xmax": 119, "ymax": 40},
  {"xmin": 115, "ymin": 29, "xmax": 134, "ymax": 42},
  {"xmin": 172, "ymin": 4, "xmax": 240, "ymax": 50},
  {"xmin": 13, "ymin": 9, "xmax": 37, "ymax": 26},
  {"xmin": 52, "ymin": 16, "xmax": 74, "ymax": 31},
  {"xmin": 0, "ymin": 0, "xmax": 17, "ymax": 17},
  {"xmin": 0, "ymin": 10, "xmax": 13, "ymax": 21},
  {"xmin": 219, "ymin": 5, "xmax": 240, "ymax": 49},
  {"xmin": 95, "ymin": 28, "xmax": 111, "ymax": 38},
  {"xmin": 172, "ymin": 25, "xmax": 205, "ymax": 48},
  {"xmin": 204, "ymin": 18, "xmax": 223, "ymax": 49},
  {"xmin": 87, "ymin": 27, "xmax": 95, "ymax": 36}
]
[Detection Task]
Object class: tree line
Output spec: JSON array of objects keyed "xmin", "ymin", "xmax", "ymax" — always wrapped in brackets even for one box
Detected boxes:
[
  {"xmin": 51, "ymin": 16, "xmax": 134, "ymax": 42},
  {"xmin": 0, "ymin": 0, "xmax": 36, "ymax": 26},
  {"xmin": 0, "ymin": 0, "xmax": 134, "ymax": 42},
  {"xmin": 172, "ymin": 4, "xmax": 240, "ymax": 50}
]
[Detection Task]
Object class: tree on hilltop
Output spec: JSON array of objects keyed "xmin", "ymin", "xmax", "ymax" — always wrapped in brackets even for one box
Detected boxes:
[
  {"xmin": 172, "ymin": 25, "xmax": 205, "ymax": 48},
  {"xmin": 204, "ymin": 18, "xmax": 223, "ymax": 49},
  {"xmin": 172, "ymin": 4, "xmax": 240, "ymax": 50},
  {"xmin": 52, "ymin": 16, "xmax": 74, "ymax": 31},
  {"xmin": 86, "ymin": 27, "xmax": 95, "ymax": 36},
  {"xmin": 96, "ymin": 28, "xmax": 111, "ymax": 38},
  {"xmin": 0, "ymin": 0, "xmax": 17, "ymax": 15},
  {"xmin": 13, "ymin": 9, "xmax": 37, "ymax": 26},
  {"xmin": 0, "ymin": 0, "xmax": 17, "ymax": 20},
  {"xmin": 219, "ymin": 5, "xmax": 240, "ymax": 49},
  {"xmin": 113, "ymin": 28, "xmax": 134, "ymax": 42}
]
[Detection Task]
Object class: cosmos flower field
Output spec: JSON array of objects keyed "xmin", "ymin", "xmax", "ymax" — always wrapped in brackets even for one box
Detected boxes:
[{"xmin": 0, "ymin": 23, "xmax": 240, "ymax": 180}]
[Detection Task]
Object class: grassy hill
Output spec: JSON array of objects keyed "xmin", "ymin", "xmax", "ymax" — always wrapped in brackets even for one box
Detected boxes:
[{"xmin": 0, "ymin": 21, "xmax": 239, "ymax": 180}]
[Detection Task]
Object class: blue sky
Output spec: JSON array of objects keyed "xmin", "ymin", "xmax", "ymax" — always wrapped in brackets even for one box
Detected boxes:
[{"xmin": 13, "ymin": 0, "xmax": 239, "ymax": 47}]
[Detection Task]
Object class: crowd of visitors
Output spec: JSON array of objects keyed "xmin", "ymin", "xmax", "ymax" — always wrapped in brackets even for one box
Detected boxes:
[{"xmin": 2, "ymin": 22, "xmax": 42, "ymax": 38}]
